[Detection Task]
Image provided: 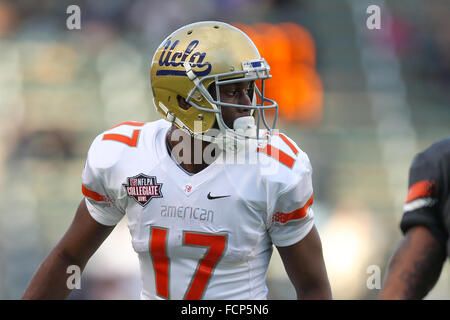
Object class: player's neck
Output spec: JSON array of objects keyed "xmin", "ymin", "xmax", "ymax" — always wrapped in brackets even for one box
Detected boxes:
[{"xmin": 165, "ymin": 125, "xmax": 220, "ymax": 174}]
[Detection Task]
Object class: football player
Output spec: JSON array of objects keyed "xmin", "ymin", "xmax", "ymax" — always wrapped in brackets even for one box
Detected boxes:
[
  {"xmin": 22, "ymin": 21, "xmax": 332, "ymax": 300},
  {"xmin": 380, "ymin": 138, "xmax": 449, "ymax": 299}
]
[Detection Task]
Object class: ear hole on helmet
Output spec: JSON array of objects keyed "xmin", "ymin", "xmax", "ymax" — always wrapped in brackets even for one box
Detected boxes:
[{"xmin": 177, "ymin": 95, "xmax": 192, "ymax": 110}]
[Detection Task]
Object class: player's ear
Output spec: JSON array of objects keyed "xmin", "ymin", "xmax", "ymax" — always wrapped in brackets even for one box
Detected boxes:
[{"xmin": 177, "ymin": 95, "xmax": 191, "ymax": 110}]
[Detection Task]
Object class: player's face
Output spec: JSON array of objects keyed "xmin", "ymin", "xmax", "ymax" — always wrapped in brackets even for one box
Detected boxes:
[{"xmin": 211, "ymin": 81, "xmax": 253, "ymax": 129}]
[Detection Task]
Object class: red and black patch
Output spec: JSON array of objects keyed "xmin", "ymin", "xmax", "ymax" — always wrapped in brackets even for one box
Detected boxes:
[
  {"xmin": 406, "ymin": 179, "xmax": 437, "ymax": 203},
  {"xmin": 123, "ymin": 173, "xmax": 163, "ymax": 207}
]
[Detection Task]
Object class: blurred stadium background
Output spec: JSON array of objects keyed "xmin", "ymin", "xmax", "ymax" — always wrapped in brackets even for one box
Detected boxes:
[{"xmin": 0, "ymin": 0, "xmax": 449, "ymax": 299}]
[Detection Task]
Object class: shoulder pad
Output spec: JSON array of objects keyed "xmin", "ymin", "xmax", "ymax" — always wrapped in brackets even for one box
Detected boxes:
[
  {"xmin": 257, "ymin": 132, "xmax": 312, "ymax": 191},
  {"xmin": 86, "ymin": 120, "xmax": 169, "ymax": 171}
]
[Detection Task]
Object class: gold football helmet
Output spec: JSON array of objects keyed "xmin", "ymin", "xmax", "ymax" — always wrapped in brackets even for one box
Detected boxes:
[{"xmin": 150, "ymin": 21, "xmax": 278, "ymax": 150}]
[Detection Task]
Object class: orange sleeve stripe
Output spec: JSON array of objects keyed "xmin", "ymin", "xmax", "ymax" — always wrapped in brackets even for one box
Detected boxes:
[
  {"xmin": 82, "ymin": 185, "xmax": 108, "ymax": 202},
  {"xmin": 109, "ymin": 121, "xmax": 145, "ymax": 129},
  {"xmin": 272, "ymin": 195, "xmax": 314, "ymax": 224},
  {"xmin": 274, "ymin": 133, "xmax": 299, "ymax": 155},
  {"xmin": 257, "ymin": 144, "xmax": 295, "ymax": 168},
  {"xmin": 406, "ymin": 180, "xmax": 435, "ymax": 203}
]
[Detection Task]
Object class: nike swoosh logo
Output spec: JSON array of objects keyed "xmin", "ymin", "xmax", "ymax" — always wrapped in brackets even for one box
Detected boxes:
[{"xmin": 207, "ymin": 192, "xmax": 231, "ymax": 200}]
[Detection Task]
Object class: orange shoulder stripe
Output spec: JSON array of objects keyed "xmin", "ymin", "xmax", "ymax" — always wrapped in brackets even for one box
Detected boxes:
[
  {"xmin": 274, "ymin": 133, "xmax": 299, "ymax": 155},
  {"xmin": 257, "ymin": 144, "xmax": 295, "ymax": 168}
]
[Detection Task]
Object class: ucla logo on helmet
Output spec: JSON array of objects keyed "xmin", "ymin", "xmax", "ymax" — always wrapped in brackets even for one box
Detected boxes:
[{"xmin": 156, "ymin": 40, "xmax": 212, "ymax": 77}]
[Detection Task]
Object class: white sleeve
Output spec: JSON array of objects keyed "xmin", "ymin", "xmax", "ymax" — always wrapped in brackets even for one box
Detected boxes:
[
  {"xmin": 81, "ymin": 138, "xmax": 125, "ymax": 226},
  {"xmin": 267, "ymin": 151, "xmax": 315, "ymax": 247}
]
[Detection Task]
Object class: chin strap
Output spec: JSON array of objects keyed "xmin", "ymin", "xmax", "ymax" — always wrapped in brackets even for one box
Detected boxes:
[
  {"xmin": 201, "ymin": 116, "xmax": 269, "ymax": 153},
  {"xmin": 160, "ymin": 100, "xmax": 270, "ymax": 153}
]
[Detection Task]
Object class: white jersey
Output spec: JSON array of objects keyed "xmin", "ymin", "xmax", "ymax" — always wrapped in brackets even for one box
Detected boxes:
[{"xmin": 81, "ymin": 119, "xmax": 315, "ymax": 300}]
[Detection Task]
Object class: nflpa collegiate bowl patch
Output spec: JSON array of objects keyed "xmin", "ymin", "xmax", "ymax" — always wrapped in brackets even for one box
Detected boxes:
[{"xmin": 123, "ymin": 173, "xmax": 163, "ymax": 206}]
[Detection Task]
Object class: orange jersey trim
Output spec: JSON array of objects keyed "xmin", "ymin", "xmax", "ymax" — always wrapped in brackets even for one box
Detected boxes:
[
  {"xmin": 82, "ymin": 185, "xmax": 108, "ymax": 202},
  {"xmin": 274, "ymin": 133, "xmax": 299, "ymax": 155},
  {"xmin": 103, "ymin": 130, "xmax": 141, "ymax": 147},
  {"xmin": 406, "ymin": 180, "xmax": 436, "ymax": 203},
  {"xmin": 272, "ymin": 195, "xmax": 313, "ymax": 224},
  {"xmin": 257, "ymin": 144, "xmax": 295, "ymax": 168}
]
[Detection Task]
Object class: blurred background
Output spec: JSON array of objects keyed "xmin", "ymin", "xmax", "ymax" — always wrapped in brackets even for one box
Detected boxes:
[{"xmin": 0, "ymin": 0, "xmax": 448, "ymax": 299}]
